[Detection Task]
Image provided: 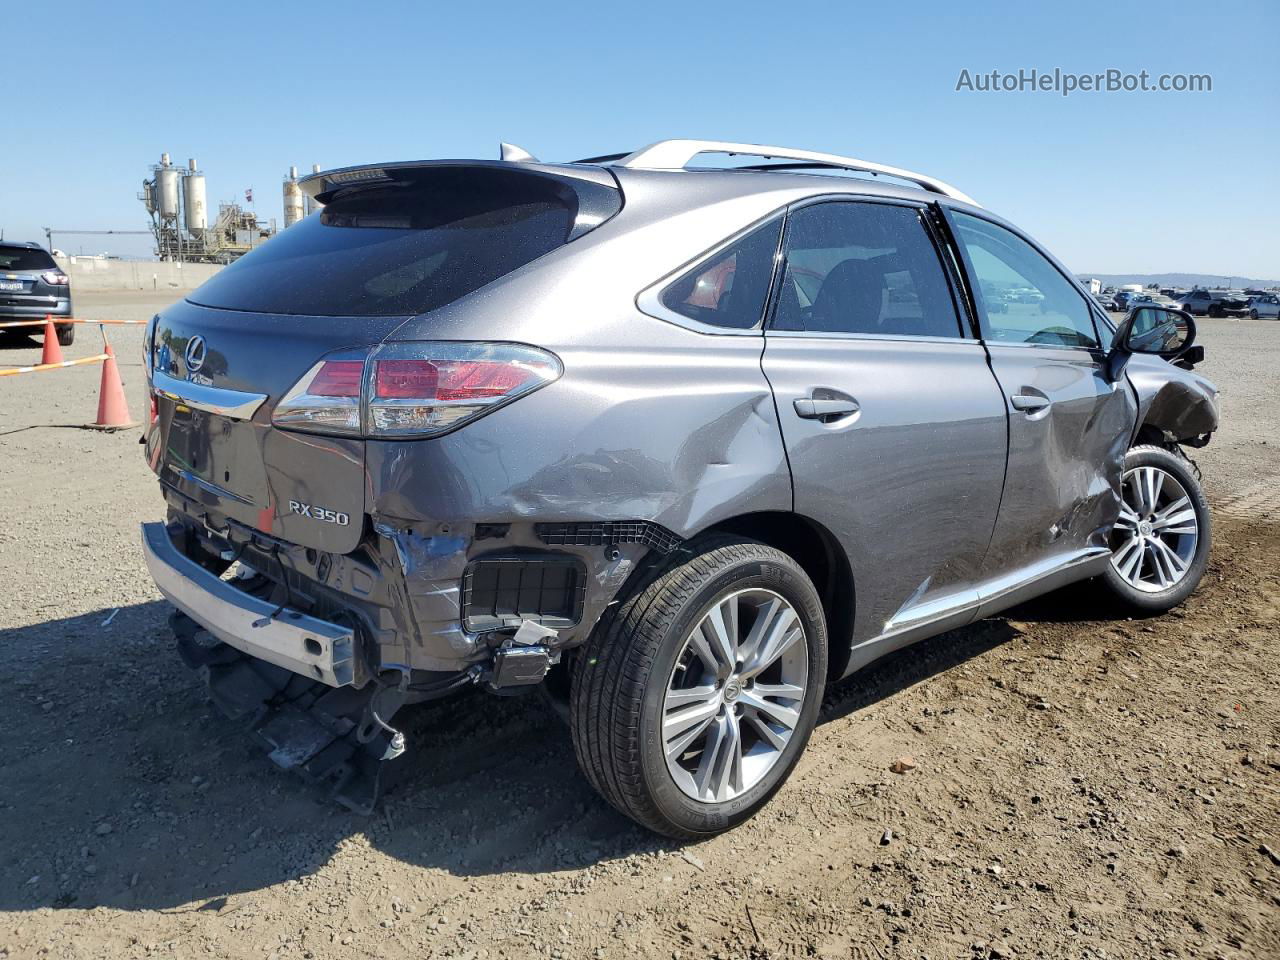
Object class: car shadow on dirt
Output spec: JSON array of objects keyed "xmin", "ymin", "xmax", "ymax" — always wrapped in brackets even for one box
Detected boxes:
[
  {"xmin": 0, "ymin": 332, "xmax": 45, "ymax": 350},
  {"xmin": 0, "ymin": 585, "xmax": 1097, "ymax": 913}
]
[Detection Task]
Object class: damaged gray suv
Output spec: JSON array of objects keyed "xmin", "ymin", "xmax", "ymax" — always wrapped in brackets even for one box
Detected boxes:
[{"xmin": 141, "ymin": 140, "xmax": 1219, "ymax": 838}]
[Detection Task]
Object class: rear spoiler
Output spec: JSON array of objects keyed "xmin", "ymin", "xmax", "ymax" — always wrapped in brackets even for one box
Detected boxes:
[
  {"xmin": 298, "ymin": 158, "xmax": 617, "ymax": 204},
  {"xmin": 298, "ymin": 159, "xmax": 622, "ymax": 241}
]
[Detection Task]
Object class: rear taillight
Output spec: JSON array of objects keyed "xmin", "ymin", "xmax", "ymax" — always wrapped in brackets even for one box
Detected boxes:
[
  {"xmin": 272, "ymin": 354, "xmax": 366, "ymax": 436},
  {"xmin": 41, "ymin": 272, "xmax": 69, "ymax": 286},
  {"xmin": 272, "ymin": 343, "xmax": 561, "ymax": 439},
  {"xmin": 308, "ymin": 360, "xmax": 365, "ymax": 397}
]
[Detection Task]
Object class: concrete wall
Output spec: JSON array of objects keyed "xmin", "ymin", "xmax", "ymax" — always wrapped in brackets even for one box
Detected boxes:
[{"xmin": 54, "ymin": 256, "xmax": 223, "ymax": 292}]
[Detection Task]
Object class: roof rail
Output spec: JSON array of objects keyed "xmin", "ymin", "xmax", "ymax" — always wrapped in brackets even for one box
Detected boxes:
[{"xmin": 614, "ymin": 140, "xmax": 978, "ymax": 206}]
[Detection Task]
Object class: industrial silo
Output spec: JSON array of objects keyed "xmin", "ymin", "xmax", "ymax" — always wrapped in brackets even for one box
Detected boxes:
[
  {"xmin": 283, "ymin": 166, "xmax": 304, "ymax": 228},
  {"xmin": 155, "ymin": 153, "xmax": 180, "ymax": 219},
  {"xmin": 303, "ymin": 163, "xmax": 321, "ymax": 215},
  {"xmin": 183, "ymin": 158, "xmax": 208, "ymax": 233}
]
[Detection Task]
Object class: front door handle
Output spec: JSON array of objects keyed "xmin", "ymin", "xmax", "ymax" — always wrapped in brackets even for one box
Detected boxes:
[
  {"xmin": 794, "ymin": 397, "xmax": 860, "ymax": 419},
  {"xmin": 1010, "ymin": 393, "xmax": 1051, "ymax": 413}
]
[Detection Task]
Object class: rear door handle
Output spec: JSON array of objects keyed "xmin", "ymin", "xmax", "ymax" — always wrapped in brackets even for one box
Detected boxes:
[
  {"xmin": 793, "ymin": 397, "xmax": 860, "ymax": 419},
  {"xmin": 1010, "ymin": 393, "xmax": 1051, "ymax": 413}
]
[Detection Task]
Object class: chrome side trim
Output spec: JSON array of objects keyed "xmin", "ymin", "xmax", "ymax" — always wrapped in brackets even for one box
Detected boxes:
[
  {"xmin": 838, "ymin": 548, "xmax": 1111, "ymax": 679},
  {"xmin": 141, "ymin": 522, "xmax": 354, "ymax": 686},
  {"xmin": 881, "ymin": 547, "xmax": 1111, "ymax": 635},
  {"xmin": 616, "ymin": 140, "xmax": 979, "ymax": 206},
  {"xmin": 973, "ymin": 548, "xmax": 1110, "ymax": 615},
  {"xmin": 152, "ymin": 368, "xmax": 267, "ymax": 421}
]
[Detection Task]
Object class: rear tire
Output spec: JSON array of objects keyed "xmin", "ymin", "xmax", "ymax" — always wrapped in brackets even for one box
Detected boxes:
[
  {"xmin": 569, "ymin": 537, "xmax": 827, "ymax": 839},
  {"xmin": 1250, "ymin": 309, "xmax": 1259, "ymax": 320},
  {"xmin": 56, "ymin": 324, "xmax": 75, "ymax": 346},
  {"xmin": 1100, "ymin": 445, "xmax": 1210, "ymax": 614}
]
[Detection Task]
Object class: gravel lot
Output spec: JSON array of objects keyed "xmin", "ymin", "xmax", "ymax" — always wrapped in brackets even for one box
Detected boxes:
[{"xmin": 1, "ymin": 292, "xmax": 1277, "ymax": 959}]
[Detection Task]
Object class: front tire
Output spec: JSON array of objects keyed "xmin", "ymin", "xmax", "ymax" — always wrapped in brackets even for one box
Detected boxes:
[
  {"xmin": 1250, "ymin": 309, "xmax": 1259, "ymax": 320},
  {"xmin": 570, "ymin": 537, "xmax": 827, "ymax": 839},
  {"xmin": 56, "ymin": 324, "xmax": 75, "ymax": 346},
  {"xmin": 1101, "ymin": 445, "xmax": 1210, "ymax": 613}
]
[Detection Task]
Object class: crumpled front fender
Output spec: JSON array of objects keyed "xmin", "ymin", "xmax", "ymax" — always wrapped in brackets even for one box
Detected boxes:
[{"xmin": 1125, "ymin": 354, "xmax": 1220, "ymax": 444}]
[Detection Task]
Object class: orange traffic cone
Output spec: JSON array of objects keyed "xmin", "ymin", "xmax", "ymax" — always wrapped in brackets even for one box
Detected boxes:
[
  {"xmin": 86, "ymin": 344, "xmax": 139, "ymax": 431},
  {"xmin": 40, "ymin": 317, "xmax": 64, "ymax": 365}
]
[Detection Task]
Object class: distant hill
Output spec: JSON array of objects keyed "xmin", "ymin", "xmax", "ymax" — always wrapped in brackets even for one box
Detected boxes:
[{"xmin": 1078, "ymin": 273, "xmax": 1280, "ymax": 289}]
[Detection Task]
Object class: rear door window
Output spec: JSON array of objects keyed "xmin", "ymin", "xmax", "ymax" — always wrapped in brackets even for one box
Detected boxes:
[
  {"xmin": 770, "ymin": 201, "xmax": 964, "ymax": 338},
  {"xmin": 188, "ymin": 167, "xmax": 619, "ymax": 317}
]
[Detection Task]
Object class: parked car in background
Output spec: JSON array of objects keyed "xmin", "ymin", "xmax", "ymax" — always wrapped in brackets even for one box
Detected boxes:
[
  {"xmin": 1110, "ymin": 290, "xmax": 1140, "ymax": 312},
  {"xmin": 1129, "ymin": 294, "xmax": 1182, "ymax": 312},
  {"xmin": 139, "ymin": 140, "xmax": 1220, "ymax": 838},
  {"xmin": 0, "ymin": 242, "xmax": 74, "ymax": 345},
  {"xmin": 1247, "ymin": 293, "xmax": 1280, "ymax": 320},
  {"xmin": 1177, "ymin": 289, "xmax": 1247, "ymax": 317}
]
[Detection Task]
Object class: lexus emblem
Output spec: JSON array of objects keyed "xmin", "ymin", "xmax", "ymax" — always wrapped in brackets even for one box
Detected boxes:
[{"xmin": 184, "ymin": 335, "xmax": 207, "ymax": 374}]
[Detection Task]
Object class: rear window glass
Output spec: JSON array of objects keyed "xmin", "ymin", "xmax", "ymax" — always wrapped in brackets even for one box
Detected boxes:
[
  {"xmin": 659, "ymin": 219, "xmax": 782, "ymax": 330},
  {"xmin": 188, "ymin": 168, "xmax": 613, "ymax": 317},
  {"xmin": 0, "ymin": 247, "xmax": 56, "ymax": 271}
]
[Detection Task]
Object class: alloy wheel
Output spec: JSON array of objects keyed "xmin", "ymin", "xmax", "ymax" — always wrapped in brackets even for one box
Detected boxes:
[
  {"xmin": 662, "ymin": 589, "xmax": 808, "ymax": 803},
  {"xmin": 1110, "ymin": 465, "xmax": 1199, "ymax": 593}
]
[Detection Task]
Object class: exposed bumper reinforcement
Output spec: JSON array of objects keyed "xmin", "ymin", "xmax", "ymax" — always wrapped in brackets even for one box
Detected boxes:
[
  {"xmin": 141, "ymin": 521, "xmax": 355, "ymax": 687},
  {"xmin": 170, "ymin": 611, "xmax": 399, "ymax": 814}
]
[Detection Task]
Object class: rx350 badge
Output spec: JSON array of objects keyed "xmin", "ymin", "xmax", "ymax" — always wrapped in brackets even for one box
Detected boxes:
[{"xmin": 288, "ymin": 500, "xmax": 350, "ymax": 526}]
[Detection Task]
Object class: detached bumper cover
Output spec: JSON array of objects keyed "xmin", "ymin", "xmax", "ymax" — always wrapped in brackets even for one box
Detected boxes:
[{"xmin": 141, "ymin": 521, "xmax": 355, "ymax": 686}]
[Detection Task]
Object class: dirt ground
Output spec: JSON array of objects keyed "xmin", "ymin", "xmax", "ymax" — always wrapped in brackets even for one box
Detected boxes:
[{"xmin": 1, "ymin": 293, "xmax": 1277, "ymax": 960}]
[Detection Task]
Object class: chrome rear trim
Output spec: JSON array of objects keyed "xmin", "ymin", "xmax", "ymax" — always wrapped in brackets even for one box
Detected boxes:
[{"xmin": 152, "ymin": 368, "xmax": 266, "ymax": 421}]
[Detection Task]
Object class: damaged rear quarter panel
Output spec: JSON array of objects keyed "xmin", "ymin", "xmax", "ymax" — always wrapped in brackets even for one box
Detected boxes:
[
  {"xmin": 361, "ymin": 331, "xmax": 792, "ymax": 671},
  {"xmin": 365, "ymin": 339, "xmax": 789, "ymax": 534}
]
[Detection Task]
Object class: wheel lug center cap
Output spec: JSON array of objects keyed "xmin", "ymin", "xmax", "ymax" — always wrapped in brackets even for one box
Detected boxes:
[
  {"xmin": 1138, "ymin": 520, "xmax": 1153, "ymax": 537},
  {"xmin": 723, "ymin": 679, "xmax": 742, "ymax": 702}
]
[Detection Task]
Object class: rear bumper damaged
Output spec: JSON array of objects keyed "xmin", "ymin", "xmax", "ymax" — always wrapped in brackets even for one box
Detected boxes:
[
  {"xmin": 170, "ymin": 610, "xmax": 405, "ymax": 814},
  {"xmin": 144, "ymin": 499, "xmax": 678, "ymax": 809},
  {"xmin": 143, "ymin": 522, "xmax": 355, "ymax": 687}
]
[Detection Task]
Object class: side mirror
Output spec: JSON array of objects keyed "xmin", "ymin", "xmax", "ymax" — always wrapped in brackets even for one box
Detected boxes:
[{"xmin": 1108, "ymin": 306, "xmax": 1197, "ymax": 377}]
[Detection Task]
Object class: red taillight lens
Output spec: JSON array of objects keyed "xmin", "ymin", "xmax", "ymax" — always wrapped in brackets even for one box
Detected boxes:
[
  {"xmin": 372, "ymin": 359, "xmax": 542, "ymax": 402},
  {"xmin": 272, "ymin": 354, "xmax": 366, "ymax": 435},
  {"xmin": 374, "ymin": 360, "xmax": 439, "ymax": 399},
  {"xmin": 308, "ymin": 360, "xmax": 364, "ymax": 397},
  {"xmin": 368, "ymin": 345, "xmax": 561, "ymax": 437},
  {"xmin": 41, "ymin": 272, "xmax": 69, "ymax": 286},
  {"xmin": 437, "ymin": 361, "xmax": 537, "ymax": 400},
  {"xmin": 273, "ymin": 344, "xmax": 561, "ymax": 439}
]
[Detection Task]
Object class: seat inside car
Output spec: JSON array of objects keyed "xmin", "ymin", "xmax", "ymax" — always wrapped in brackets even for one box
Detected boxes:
[{"xmin": 810, "ymin": 258, "xmax": 887, "ymax": 334}]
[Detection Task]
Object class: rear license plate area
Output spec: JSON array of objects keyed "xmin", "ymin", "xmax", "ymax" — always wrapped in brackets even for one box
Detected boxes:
[{"xmin": 161, "ymin": 404, "xmax": 268, "ymax": 508}]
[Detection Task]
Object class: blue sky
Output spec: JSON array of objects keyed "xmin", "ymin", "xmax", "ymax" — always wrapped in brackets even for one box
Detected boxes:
[{"xmin": 3, "ymin": 0, "xmax": 1276, "ymax": 278}]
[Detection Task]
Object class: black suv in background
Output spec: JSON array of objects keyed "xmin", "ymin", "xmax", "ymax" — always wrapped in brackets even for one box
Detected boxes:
[{"xmin": 0, "ymin": 242, "xmax": 74, "ymax": 345}]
